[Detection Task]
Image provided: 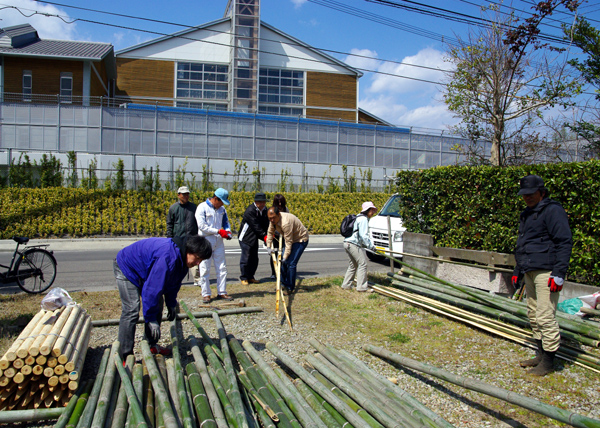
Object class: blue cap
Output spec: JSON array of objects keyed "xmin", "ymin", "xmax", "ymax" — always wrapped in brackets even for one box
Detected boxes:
[{"xmin": 214, "ymin": 188, "xmax": 230, "ymax": 205}]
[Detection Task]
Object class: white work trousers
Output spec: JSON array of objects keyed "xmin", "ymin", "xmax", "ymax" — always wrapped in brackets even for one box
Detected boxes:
[{"xmin": 199, "ymin": 237, "xmax": 227, "ymax": 297}]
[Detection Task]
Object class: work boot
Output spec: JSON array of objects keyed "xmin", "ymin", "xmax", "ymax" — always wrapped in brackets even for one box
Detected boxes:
[
  {"xmin": 520, "ymin": 339, "xmax": 543, "ymax": 367},
  {"xmin": 529, "ymin": 349, "xmax": 556, "ymax": 376}
]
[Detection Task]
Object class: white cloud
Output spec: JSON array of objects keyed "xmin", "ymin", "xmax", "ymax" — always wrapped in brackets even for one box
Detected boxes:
[
  {"xmin": 369, "ymin": 47, "xmax": 448, "ymax": 95},
  {"xmin": 0, "ymin": 0, "xmax": 77, "ymax": 40},
  {"xmin": 344, "ymin": 48, "xmax": 380, "ymax": 72},
  {"xmin": 291, "ymin": 0, "xmax": 308, "ymax": 8}
]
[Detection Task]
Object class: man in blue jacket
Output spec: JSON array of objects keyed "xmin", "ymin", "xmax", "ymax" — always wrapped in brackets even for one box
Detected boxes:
[
  {"xmin": 512, "ymin": 175, "xmax": 572, "ymax": 376},
  {"xmin": 114, "ymin": 235, "xmax": 212, "ymax": 358}
]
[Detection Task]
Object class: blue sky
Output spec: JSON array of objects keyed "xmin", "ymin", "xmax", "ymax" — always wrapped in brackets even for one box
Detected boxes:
[{"xmin": 2, "ymin": 0, "xmax": 598, "ymax": 131}]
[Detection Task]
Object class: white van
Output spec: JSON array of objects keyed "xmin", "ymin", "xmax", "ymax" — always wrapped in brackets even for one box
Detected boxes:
[{"xmin": 367, "ymin": 193, "xmax": 406, "ymax": 261}]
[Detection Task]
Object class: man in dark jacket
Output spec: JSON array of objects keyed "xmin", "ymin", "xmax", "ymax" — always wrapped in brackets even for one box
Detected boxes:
[
  {"xmin": 114, "ymin": 235, "xmax": 212, "ymax": 359},
  {"xmin": 238, "ymin": 192, "xmax": 269, "ymax": 285},
  {"xmin": 166, "ymin": 186, "xmax": 200, "ymax": 284},
  {"xmin": 512, "ymin": 174, "xmax": 572, "ymax": 376}
]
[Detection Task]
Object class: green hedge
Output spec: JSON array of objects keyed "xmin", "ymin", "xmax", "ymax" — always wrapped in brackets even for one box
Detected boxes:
[
  {"xmin": 0, "ymin": 189, "xmax": 390, "ymax": 239},
  {"xmin": 393, "ymin": 160, "xmax": 600, "ymax": 285}
]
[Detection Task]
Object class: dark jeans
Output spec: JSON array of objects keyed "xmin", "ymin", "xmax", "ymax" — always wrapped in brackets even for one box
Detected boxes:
[
  {"xmin": 281, "ymin": 240, "xmax": 308, "ymax": 291},
  {"xmin": 239, "ymin": 241, "xmax": 259, "ymax": 280},
  {"xmin": 114, "ymin": 259, "xmax": 162, "ymax": 358}
]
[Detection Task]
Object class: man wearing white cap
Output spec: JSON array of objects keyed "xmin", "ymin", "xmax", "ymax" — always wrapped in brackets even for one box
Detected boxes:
[
  {"xmin": 341, "ymin": 201, "xmax": 377, "ymax": 292},
  {"xmin": 196, "ymin": 188, "xmax": 233, "ymax": 303},
  {"xmin": 166, "ymin": 186, "xmax": 200, "ymax": 284}
]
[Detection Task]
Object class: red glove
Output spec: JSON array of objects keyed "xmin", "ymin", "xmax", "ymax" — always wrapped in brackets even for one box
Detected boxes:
[
  {"xmin": 218, "ymin": 229, "xmax": 229, "ymax": 239},
  {"xmin": 548, "ymin": 277, "xmax": 563, "ymax": 293},
  {"xmin": 226, "ymin": 231, "xmax": 232, "ymax": 240},
  {"xmin": 511, "ymin": 276, "xmax": 519, "ymax": 288},
  {"xmin": 263, "ymin": 236, "xmax": 268, "ymax": 243}
]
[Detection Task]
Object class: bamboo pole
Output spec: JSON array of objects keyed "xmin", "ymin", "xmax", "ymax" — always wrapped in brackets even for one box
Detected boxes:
[
  {"xmin": 90, "ymin": 341, "xmax": 120, "ymax": 428},
  {"xmin": 91, "ymin": 307, "xmax": 264, "ymax": 327},
  {"xmin": 365, "ymin": 344, "xmax": 600, "ymax": 428},
  {"xmin": 140, "ymin": 340, "xmax": 179, "ymax": 428},
  {"xmin": 58, "ymin": 309, "xmax": 88, "ymax": 364},
  {"xmin": 75, "ymin": 347, "xmax": 111, "ymax": 428},
  {"xmin": 263, "ymin": 341, "xmax": 373, "ymax": 428},
  {"xmin": 52, "ymin": 306, "xmax": 83, "ymax": 357},
  {"xmin": 166, "ymin": 358, "xmax": 183, "ymax": 425},
  {"xmin": 189, "ymin": 336, "xmax": 228, "ymax": 428},
  {"xmin": 110, "ymin": 354, "xmax": 134, "ymax": 428},
  {"xmin": 206, "ymin": 365, "xmax": 239, "ymax": 428},
  {"xmin": 212, "ymin": 312, "xmax": 248, "ymax": 428},
  {"xmin": 155, "ymin": 354, "xmax": 169, "ymax": 428},
  {"xmin": 17, "ymin": 309, "xmax": 58, "ymax": 359},
  {"xmin": 138, "ymin": 363, "xmax": 153, "ymax": 428},
  {"xmin": 53, "ymin": 380, "xmax": 89, "ymax": 428},
  {"xmin": 65, "ymin": 381, "xmax": 94, "ymax": 428},
  {"xmin": 186, "ymin": 362, "xmax": 217, "ymax": 428},
  {"xmin": 67, "ymin": 316, "xmax": 92, "ymax": 378},
  {"xmin": 180, "ymin": 300, "xmax": 223, "ymax": 360},
  {"xmin": 169, "ymin": 312, "xmax": 194, "ymax": 428},
  {"xmin": 113, "ymin": 351, "xmax": 148, "ymax": 428},
  {"xmin": 40, "ymin": 305, "xmax": 74, "ymax": 356},
  {"xmin": 1, "ymin": 310, "xmax": 45, "ymax": 365},
  {"xmin": 0, "ymin": 406, "xmax": 64, "ymax": 423},
  {"xmin": 293, "ymin": 379, "xmax": 345, "ymax": 428}
]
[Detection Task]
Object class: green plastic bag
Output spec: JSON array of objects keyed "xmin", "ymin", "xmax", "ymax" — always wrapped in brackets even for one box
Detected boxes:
[{"xmin": 557, "ymin": 298, "xmax": 583, "ymax": 315}]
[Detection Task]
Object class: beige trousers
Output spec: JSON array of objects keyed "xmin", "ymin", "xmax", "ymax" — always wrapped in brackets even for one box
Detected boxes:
[
  {"xmin": 342, "ymin": 242, "xmax": 369, "ymax": 291},
  {"xmin": 191, "ymin": 265, "xmax": 200, "ymax": 283},
  {"xmin": 524, "ymin": 270, "xmax": 560, "ymax": 352}
]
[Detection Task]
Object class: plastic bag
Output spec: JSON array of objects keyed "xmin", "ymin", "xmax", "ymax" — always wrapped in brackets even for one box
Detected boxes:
[
  {"xmin": 41, "ymin": 288, "xmax": 73, "ymax": 311},
  {"xmin": 557, "ymin": 297, "xmax": 583, "ymax": 315}
]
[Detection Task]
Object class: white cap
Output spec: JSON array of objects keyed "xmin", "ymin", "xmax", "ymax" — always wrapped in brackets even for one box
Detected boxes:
[
  {"xmin": 361, "ymin": 201, "xmax": 377, "ymax": 213},
  {"xmin": 177, "ymin": 186, "xmax": 190, "ymax": 194}
]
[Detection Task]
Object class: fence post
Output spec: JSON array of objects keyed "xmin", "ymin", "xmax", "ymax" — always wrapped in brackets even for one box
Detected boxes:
[
  {"xmin": 6, "ymin": 148, "xmax": 12, "ymax": 187},
  {"xmin": 170, "ymin": 155, "xmax": 174, "ymax": 189},
  {"xmin": 132, "ymin": 154, "xmax": 137, "ymax": 190},
  {"xmin": 302, "ymin": 162, "xmax": 306, "ymax": 193},
  {"xmin": 57, "ymin": 96, "xmax": 61, "ymax": 151},
  {"xmin": 154, "ymin": 102, "xmax": 158, "ymax": 155}
]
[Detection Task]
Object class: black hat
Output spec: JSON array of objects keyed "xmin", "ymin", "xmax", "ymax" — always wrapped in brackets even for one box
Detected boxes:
[
  {"xmin": 254, "ymin": 192, "xmax": 267, "ymax": 202},
  {"xmin": 518, "ymin": 175, "xmax": 544, "ymax": 195}
]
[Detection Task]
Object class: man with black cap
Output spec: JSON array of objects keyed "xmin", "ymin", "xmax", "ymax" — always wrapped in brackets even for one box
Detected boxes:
[
  {"xmin": 513, "ymin": 174, "xmax": 572, "ymax": 376},
  {"xmin": 238, "ymin": 192, "xmax": 269, "ymax": 285}
]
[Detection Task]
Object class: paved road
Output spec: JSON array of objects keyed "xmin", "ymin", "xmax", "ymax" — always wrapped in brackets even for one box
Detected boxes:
[{"xmin": 0, "ymin": 237, "xmax": 391, "ymax": 294}]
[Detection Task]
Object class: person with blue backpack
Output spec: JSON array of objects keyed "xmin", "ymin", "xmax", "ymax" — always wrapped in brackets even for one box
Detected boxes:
[{"xmin": 341, "ymin": 201, "xmax": 378, "ymax": 292}]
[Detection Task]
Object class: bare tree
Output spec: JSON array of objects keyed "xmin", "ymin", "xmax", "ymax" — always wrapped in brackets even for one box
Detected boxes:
[{"xmin": 443, "ymin": 2, "xmax": 580, "ymax": 166}]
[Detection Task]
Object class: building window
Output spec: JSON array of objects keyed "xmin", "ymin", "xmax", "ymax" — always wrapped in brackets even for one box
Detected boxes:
[
  {"xmin": 60, "ymin": 72, "xmax": 73, "ymax": 103},
  {"xmin": 176, "ymin": 101, "xmax": 228, "ymax": 111},
  {"xmin": 258, "ymin": 105, "xmax": 304, "ymax": 116},
  {"xmin": 176, "ymin": 62, "xmax": 228, "ymax": 109},
  {"xmin": 258, "ymin": 68, "xmax": 304, "ymax": 116},
  {"xmin": 22, "ymin": 71, "xmax": 32, "ymax": 101}
]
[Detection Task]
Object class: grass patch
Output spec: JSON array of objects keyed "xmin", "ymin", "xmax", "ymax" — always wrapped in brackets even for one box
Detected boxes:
[{"xmin": 387, "ymin": 332, "xmax": 410, "ymax": 343}]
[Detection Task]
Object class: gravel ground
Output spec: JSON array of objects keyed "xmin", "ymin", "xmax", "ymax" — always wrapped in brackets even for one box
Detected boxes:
[{"xmin": 14, "ymin": 288, "xmax": 600, "ymax": 428}]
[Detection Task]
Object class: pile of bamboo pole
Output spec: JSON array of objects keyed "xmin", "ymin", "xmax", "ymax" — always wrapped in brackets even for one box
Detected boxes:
[
  {"xmin": 50, "ymin": 299, "xmax": 456, "ymax": 428},
  {"xmin": 0, "ymin": 303, "xmax": 92, "ymax": 411},
  {"xmin": 367, "ymin": 264, "xmax": 600, "ymax": 373}
]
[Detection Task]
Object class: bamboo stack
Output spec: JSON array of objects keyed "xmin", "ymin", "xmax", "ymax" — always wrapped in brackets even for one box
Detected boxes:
[{"xmin": 0, "ymin": 303, "xmax": 92, "ymax": 411}]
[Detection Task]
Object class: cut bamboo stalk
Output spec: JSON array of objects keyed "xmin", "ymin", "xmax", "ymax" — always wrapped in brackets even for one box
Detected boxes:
[
  {"xmin": 59, "ymin": 374, "xmax": 70, "ymax": 385},
  {"xmin": 4, "ymin": 367, "xmax": 17, "ymax": 378},
  {"xmin": 169, "ymin": 313, "xmax": 194, "ymax": 428},
  {"xmin": 112, "ymin": 351, "xmax": 148, "ymax": 428},
  {"xmin": 110, "ymin": 354, "xmax": 134, "ymax": 428},
  {"xmin": 366, "ymin": 344, "xmax": 600, "ymax": 428},
  {"xmin": 25, "ymin": 309, "xmax": 63, "ymax": 358},
  {"xmin": 12, "ymin": 358, "xmax": 24, "ymax": 369},
  {"xmin": 47, "ymin": 357, "xmax": 58, "ymax": 368},
  {"xmin": 52, "ymin": 306, "xmax": 82, "ymax": 357},
  {"xmin": 44, "ymin": 367, "xmax": 54, "ymax": 378},
  {"xmin": 2, "ymin": 310, "xmax": 45, "ymax": 364},
  {"xmin": 76, "ymin": 347, "xmax": 111, "ymax": 428},
  {"xmin": 0, "ymin": 375, "xmax": 9, "ymax": 387},
  {"xmin": 24, "ymin": 355, "xmax": 35, "ymax": 366},
  {"xmin": 67, "ymin": 315, "xmax": 92, "ymax": 374},
  {"xmin": 185, "ymin": 362, "xmax": 217, "ymax": 428},
  {"xmin": 0, "ymin": 406, "xmax": 64, "ymax": 424},
  {"xmin": 166, "ymin": 358, "xmax": 183, "ymax": 424},
  {"xmin": 58, "ymin": 311, "xmax": 87, "ymax": 365},
  {"xmin": 40, "ymin": 305, "xmax": 74, "ymax": 356},
  {"xmin": 36, "ymin": 355, "xmax": 47, "ymax": 366},
  {"xmin": 189, "ymin": 336, "xmax": 228, "ymax": 428},
  {"xmin": 48, "ymin": 375, "xmax": 60, "ymax": 387},
  {"xmin": 13, "ymin": 372, "xmax": 25, "ymax": 384},
  {"xmin": 54, "ymin": 365, "xmax": 66, "ymax": 375},
  {"xmin": 32, "ymin": 365, "xmax": 44, "ymax": 376},
  {"xmin": 135, "ymin": 363, "xmax": 148, "ymax": 428},
  {"xmin": 1, "ymin": 382, "xmax": 17, "ymax": 401},
  {"xmin": 20, "ymin": 364, "xmax": 32, "ymax": 376},
  {"xmin": 54, "ymin": 380, "xmax": 89, "ymax": 428},
  {"xmin": 90, "ymin": 341, "xmax": 119, "ymax": 428},
  {"xmin": 180, "ymin": 300, "xmax": 223, "ymax": 360},
  {"xmin": 91, "ymin": 307, "xmax": 264, "ymax": 327},
  {"xmin": 140, "ymin": 340, "xmax": 179, "ymax": 428}
]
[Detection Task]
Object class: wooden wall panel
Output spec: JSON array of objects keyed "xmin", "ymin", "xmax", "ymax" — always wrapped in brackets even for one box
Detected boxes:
[
  {"xmin": 306, "ymin": 108, "xmax": 355, "ymax": 122},
  {"xmin": 3, "ymin": 57, "xmax": 84, "ymax": 96},
  {"xmin": 306, "ymin": 71, "xmax": 356, "ymax": 109},
  {"xmin": 116, "ymin": 58, "xmax": 174, "ymax": 98}
]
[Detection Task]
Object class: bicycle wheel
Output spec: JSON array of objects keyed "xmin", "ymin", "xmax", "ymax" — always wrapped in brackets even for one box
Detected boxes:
[{"xmin": 15, "ymin": 249, "xmax": 57, "ymax": 294}]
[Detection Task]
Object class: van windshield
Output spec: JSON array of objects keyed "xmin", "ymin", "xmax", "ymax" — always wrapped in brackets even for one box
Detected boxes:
[{"xmin": 379, "ymin": 195, "xmax": 402, "ymax": 217}]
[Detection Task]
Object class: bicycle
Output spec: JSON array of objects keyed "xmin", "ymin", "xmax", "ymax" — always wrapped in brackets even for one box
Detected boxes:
[{"xmin": 0, "ymin": 237, "xmax": 57, "ymax": 294}]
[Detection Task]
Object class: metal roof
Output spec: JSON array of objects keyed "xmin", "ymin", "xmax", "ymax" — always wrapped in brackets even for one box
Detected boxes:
[{"xmin": 0, "ymin": 38, "xmax": 114, "ymax": 60}]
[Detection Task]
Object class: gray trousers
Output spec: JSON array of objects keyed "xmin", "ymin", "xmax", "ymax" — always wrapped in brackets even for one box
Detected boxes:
[
  {"xmin": 114, "ymin": 259, "xmax": 163, "ymax": 358},
  {"xmin": 341, "ymin": 242, "xmax": 369, "ymax": 291}
]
